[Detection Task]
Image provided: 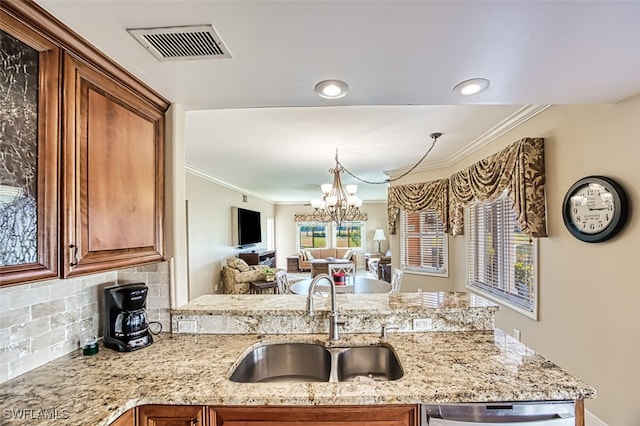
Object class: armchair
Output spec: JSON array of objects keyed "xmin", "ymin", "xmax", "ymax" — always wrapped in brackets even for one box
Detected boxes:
[{"xmin": 221, "ymin": 257, "xmax": 269, "ymax": 294}]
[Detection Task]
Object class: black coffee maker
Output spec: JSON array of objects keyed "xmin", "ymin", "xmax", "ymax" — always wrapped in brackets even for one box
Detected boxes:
[{"xmin": 103, "ymin": 283, "xmax": 153, "ymax": 352}]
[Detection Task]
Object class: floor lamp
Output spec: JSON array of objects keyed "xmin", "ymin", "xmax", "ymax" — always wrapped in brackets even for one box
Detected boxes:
[{"xmin": 373, "ymin": 229, "xmax": 386, "ymax": 253}]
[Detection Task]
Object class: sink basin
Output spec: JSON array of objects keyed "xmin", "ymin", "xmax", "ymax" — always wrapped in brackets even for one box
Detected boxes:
[
  {"xmin": 229, "ymin": 343, "xmax": 331, "ymax": 383},
  {"xmin": 337, "ymin": 346, "xmax": 403, "ymax": 382},
  {"xmin": 230, "ymin": 343, "xmax": 403, "ymax": 383}
]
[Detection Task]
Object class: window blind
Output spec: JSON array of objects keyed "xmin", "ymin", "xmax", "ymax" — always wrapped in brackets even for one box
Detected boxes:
[
  {"xmin": 467, "ymin": 195, "xmax": 537, "ymax": 317},
  {"xmin": 400, "ymin": 209, "xmax": 447, "ymax": 275}
]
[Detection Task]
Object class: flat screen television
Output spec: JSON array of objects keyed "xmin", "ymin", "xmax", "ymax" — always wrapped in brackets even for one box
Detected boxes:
[{"xmin": 231, "ymin": 207, "xmax": 262, "ymax": 247}]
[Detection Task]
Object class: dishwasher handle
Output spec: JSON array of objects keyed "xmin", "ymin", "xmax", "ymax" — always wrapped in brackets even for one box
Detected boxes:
[
  {"xmin": 422, "ymin": 401, "xmax": 576, "ymax": 426},
  {"xmin": 428, "ymin": 418, "xmax": 575, "ymax": 426}
]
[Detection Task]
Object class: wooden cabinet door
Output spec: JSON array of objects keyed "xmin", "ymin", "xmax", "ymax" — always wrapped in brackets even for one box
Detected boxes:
[
  {"xmin": 0, "ymin": 7, "xmax": 60, "ymax": 286},
  {"xmin": 210, "ymin": 405, "xmax": 418, "ymax": 426},
  {"xmin": 111, "ymin": 408, "xmax": 136, "ymax": 426},
  {"xmin": 139, "ymin": 405, "xmax": 206, "ymax": 426},
  {"xmin": 62, "ymin": 53, "xmax": 166, "ymax": 277}
]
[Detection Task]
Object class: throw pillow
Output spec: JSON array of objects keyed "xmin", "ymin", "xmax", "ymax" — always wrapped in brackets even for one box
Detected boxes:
[
  {"xmin": 300, "ymin": 250, "xmax": 307, "ymax": 261},
  {"xmin": 306, "ymin": 249, "xmax": 315, "ymax": 260},
  {"xmin": 227, "ymin": 257, "xmax": 250, "ymax": 272},
  {"xmin": 342, "ymin": 249, "xmax": 353, "ymax": 260}
]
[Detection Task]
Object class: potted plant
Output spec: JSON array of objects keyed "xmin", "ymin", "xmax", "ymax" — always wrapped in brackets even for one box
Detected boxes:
[{"xmin": 263, "ymin": 267, "xmax": 275, "ymax": 282}]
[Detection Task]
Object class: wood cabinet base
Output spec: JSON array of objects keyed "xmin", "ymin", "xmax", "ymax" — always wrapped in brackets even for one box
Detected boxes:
[{"xmin": 211, "ymin": 405, "xmax": 418, "ymax": 426}]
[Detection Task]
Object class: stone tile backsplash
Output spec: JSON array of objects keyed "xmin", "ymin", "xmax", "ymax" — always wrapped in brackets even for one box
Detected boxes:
[{"xmin": 0, "ymin": 261, "xmax": 171, "ymax": 384}]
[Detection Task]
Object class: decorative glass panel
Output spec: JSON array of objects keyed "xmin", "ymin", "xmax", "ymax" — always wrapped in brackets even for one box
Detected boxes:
[{"xmin": 0, "ymin": 30, "xmax": 39, "ymax": 267}]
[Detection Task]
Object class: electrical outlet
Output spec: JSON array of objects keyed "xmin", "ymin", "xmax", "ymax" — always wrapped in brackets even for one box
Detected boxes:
[
  {"xmin": 514, "ymin": 328, "xmax": 522, "ymax": 341},
  {"xmin": 412, "ymin": 318, "xmax": 433, "ymax": 331},
  {"xmin": 177, "ymin": 320, "xmax": 197, "ymax": 333}
]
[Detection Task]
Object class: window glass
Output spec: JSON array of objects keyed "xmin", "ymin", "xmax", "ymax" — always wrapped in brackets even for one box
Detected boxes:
[
  {"xmin": 467, "ymin": 194, "xmax": 538, "ymax": 319},
  {"xmin": 400, "ymin": 209, "xmax": 448, "ymax": 276},
  {"xmin": 297, "ymin": 222, "xmax": 328, "ymax": 249},
  {"xmin": 334, "ymin": 221, "xmax": 364, "ymax": 249}
]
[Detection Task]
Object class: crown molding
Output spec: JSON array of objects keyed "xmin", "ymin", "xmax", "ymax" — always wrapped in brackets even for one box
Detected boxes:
[
  {"xmin": 185, "ymin": 165, "xmax": 276, "ymax": 204},
  {"xmin": 385, "ymin": 105, "xmax": 550, "ymax": 178}
]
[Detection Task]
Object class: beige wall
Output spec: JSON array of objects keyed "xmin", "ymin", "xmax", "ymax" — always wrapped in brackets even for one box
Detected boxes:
[
  {"xmin": 395, "ymin": 96, "xmax": 640, "ymax": 425},
  {"xmin": 185, "ymin": 172, "xmax": 275, "ymax": 299}
]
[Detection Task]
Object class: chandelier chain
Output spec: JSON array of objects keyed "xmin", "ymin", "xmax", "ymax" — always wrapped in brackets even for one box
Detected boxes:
[
  {"xmin": 310, "ymin": 132, "xmax": 441, "ymax": 225},
  {"xmin": 337, "ymin": 132, "xmax": 441, "ymax": 185}
]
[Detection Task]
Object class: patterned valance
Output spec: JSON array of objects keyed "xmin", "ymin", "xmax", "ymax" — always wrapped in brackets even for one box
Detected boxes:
[
  {"xmin": 387, "ymin": 179, "xmax": 449, "ymax": 235},
  {"xmin": 449, "ymin": 137, "xmax": 546, "ymax": 237},
  {"xmin": 294, "ymin": 213, "xmax": 368, "ymax": 222}
]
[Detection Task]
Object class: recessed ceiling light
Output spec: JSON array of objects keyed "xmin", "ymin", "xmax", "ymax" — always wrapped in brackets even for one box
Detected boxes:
[
  {"xmin": 315, "ymin": 80, "xmax": 349, "ymax": 99},
  {"xmin": 453, "ymin": 78, "xmax": 490, "ymax": 96}
]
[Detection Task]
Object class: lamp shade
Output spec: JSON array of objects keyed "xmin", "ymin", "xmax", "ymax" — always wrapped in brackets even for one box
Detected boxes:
[{"xmin": 372, "ymin": 229, "xmax": 386, "ymax": 241}]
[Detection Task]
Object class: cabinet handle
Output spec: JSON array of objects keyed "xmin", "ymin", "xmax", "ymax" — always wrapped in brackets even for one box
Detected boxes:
[
  {"xmin": 69, "ymin": 244, "xmax": 79, "ymax": 266},
  {"xmin": 191, "ymin": 419, "xmax": 199, "ymax": 425}
]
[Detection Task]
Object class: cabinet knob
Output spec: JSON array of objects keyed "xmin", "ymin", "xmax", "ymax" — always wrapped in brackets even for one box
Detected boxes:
[{"xmin": 69, "ymin": 244, "xmax": 79, "ymax": 266}]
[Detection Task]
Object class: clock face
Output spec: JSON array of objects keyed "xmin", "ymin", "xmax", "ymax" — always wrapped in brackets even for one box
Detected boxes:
[
  {"xmin": 567, "ymin": 182, "xmax": 615, "ymax": 234},
  {"xmin": 562, "ymin": 176, "xmax": 628, "ymax": 243}
]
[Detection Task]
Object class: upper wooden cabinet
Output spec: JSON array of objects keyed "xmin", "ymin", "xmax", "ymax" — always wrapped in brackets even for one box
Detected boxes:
[
  {"xmin": 61, "ymin": 54, "xmax": 165, "ymax": 277},
  {"xmin": 0, "ymin": 0, "xmax": 170, "ymax": 284},
  {"xmin": 0, "ymin": 9, "xmax": 60, "ymax": 286}
]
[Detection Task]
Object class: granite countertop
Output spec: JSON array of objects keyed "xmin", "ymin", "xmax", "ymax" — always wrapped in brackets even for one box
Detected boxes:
[
  {"xmin": 0, "ymin": 329, "xmax": 595, "ymax": 426},
  {"xmin": 171, "ymin": 292, "xmax": 500, "ymax": 315},
  {"xmin": 171, "ymin": 292, "xmax": 500, "ymax": 334}
]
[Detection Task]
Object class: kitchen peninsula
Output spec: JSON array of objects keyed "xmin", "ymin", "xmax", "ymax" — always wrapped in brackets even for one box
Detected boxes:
[{"xmin": 0, "ymin": 292, "xmax": 595, "ymax": 425}]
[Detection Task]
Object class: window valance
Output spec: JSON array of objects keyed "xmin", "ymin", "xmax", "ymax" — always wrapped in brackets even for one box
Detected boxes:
[
  {"xmin": 387, "ymin": 179, "xmax": 449, "ymax": 235},
  {"xmin": 386, "ymin": 137, "xmax": 546, "ymax": 238},
  {"xmin": 294, "ymin": 213, "xmax": 368, "ymax": 222},
  {"xmin": 449, "ymin": 137, "xmax": 546, "ymax": 237}
]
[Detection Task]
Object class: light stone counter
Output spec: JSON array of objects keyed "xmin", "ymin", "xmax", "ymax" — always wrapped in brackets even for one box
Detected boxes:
[
  {"xmin": 171, "ymin": 292, "xmax": 500, "ymax": 334},
  {"xmin": 0, "ymin": 330, "xmax": 595, "ymax": 426},
  {"xmin": 0, "ymin": 293, "xmax": 594, "ymax": 425}
]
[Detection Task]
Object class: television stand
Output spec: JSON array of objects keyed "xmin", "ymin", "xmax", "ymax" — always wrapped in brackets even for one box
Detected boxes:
[{"xmin": 239, "ymin": 250, "xmax": 276, "ymax": 268}]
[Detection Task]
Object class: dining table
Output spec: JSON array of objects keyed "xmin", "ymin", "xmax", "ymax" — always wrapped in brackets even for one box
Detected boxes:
[{"xmin": 289, "ymin": 276, "xmax": 392, "ymax": 294}]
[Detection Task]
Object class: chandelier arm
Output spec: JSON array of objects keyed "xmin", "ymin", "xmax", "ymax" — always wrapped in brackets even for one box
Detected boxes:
[{"xmin": 337, "ymin": 133, "xmax": 440, "ymax": 185}]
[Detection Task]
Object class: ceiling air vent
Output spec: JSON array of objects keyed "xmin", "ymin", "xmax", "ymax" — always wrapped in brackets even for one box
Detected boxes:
[{"xmin": 128, "ymin": 25, "xmax": 231, "ymax": 61}]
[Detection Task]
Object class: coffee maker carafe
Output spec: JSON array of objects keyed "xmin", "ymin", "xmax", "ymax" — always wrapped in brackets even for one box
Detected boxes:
[{"xmin": 103, "ymin": 283, "xmax": 153, "ymax": 352}]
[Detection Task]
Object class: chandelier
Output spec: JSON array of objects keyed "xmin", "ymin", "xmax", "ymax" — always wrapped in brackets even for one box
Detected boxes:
[
  {"xmin": 310, "ymin": 132, "xmax": 442, "ymax": 226},
  {"xmin": 310, "ymin": 151, "xmax": 363, "ymax": 226}
]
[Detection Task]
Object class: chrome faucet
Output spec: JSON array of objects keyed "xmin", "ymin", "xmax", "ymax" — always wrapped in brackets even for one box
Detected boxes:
[
  {"xmin": 380, "ymin": 324, "xmax": 399, "ymax": 339},
  {"xmin": 306, "ymin": 273, "xmax": 344, "ymax": 340}
]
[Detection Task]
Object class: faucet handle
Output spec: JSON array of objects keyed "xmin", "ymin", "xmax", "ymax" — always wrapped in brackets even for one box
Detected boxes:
[
  {"xmin": 306, "ymin": 297, "xmax": 315, "ymax": 316},
  {"xmin": 380, "ymin": 324, "xmax": 399, "ymax": 339}
]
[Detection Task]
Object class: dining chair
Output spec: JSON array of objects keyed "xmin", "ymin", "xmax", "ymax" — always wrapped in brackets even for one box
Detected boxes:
[
  {"xmin": 275, "ymin": 269, "xmax": 290, "ymax": 294},
  {"xmin": 328, "ymin": 262, "xmax": 356, "ymax": 285},
  {"xmin": 390, "ymin": 268, "xmax": 404, "ymax": 293}
]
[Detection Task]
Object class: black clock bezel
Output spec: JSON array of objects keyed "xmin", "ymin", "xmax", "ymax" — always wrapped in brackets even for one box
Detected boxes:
[{"xmin": 562, "ymin": 175, "xmax": 629, "ymax": 243}]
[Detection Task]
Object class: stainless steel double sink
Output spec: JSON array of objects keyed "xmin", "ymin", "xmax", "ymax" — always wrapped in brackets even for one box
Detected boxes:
[{"xmin": 229, "ymin": 343, "xmax": 403, "ymax": 383}]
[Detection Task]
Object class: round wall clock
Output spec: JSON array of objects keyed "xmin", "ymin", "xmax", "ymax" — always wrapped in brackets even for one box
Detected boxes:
[{"xmin": 562, "ymin": 176, "xmax": 629, "ymax": 243}]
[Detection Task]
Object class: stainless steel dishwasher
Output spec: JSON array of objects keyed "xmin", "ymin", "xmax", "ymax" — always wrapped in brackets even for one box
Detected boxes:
[{"xmin": 421, "ymin": 401, "xmax": 576, "ymax": 425}]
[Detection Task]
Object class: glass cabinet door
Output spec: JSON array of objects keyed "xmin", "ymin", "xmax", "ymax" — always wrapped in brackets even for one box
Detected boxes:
[{"xmin": 0, "ymin": 11, "xmax": 60, "ymax": 286}]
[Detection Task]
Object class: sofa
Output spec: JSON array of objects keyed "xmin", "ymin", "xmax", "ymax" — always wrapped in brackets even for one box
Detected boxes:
[
  {"xmin": 297, "ymin": 248, "xmax": 357, "ymax": 272},
  {"xmin": 221, "ymin": 257, "xmax": 270, "ymax": 294}
]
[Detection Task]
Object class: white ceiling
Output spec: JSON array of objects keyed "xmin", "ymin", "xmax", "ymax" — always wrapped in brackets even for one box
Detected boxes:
[{"xmin": 36, "ymin": 1, "xmax": 640, "ymax": 203}]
